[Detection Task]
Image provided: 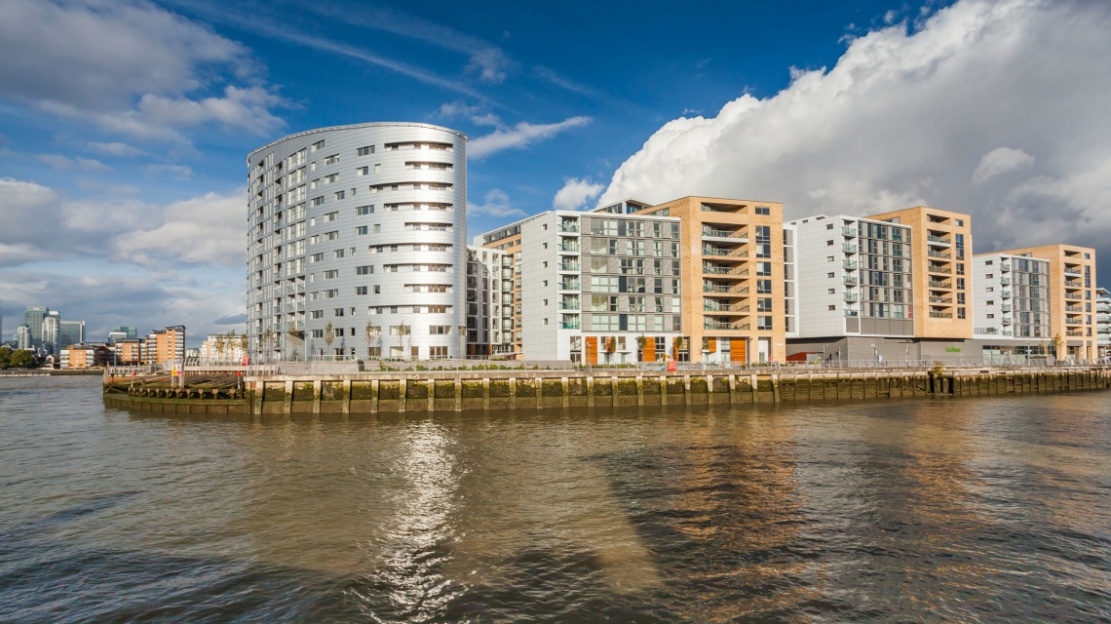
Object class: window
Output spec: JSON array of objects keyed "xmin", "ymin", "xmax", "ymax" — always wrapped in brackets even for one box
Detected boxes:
[
  {"xmin": 957, "ymin": 307, "xmax": 966, "ymax": 319},
  {"xmin": 827, "ymin": 272, "xmax": 835, "ymax": 278},
  {"xmin": 757, "ymin": 280, "xmax": 772, "ymax": 294},
  {"xmin": 826, "ymin": 240, "xmax": 834, "ymax": 246},
  {"xmin": 310, "ymin": 252, "xmax": 323, "ymax": 263},
  {"xmin": 986, "ymin": 274, "xmax": 993, "ymax": 280},
  {"xmin": 311, "ymin": 139, "xmax": 324, "ymax": 152},
  {"xmin": 356, "ymin": 286, "xmax": 368, "ymax": 295},
  {"xmin": 827, "ymin": 288, "xmax": 836, "ymax": 295},
  {"xmin": 356, "ymin": 205, "xmax": 374, "ymax": 215},
  {"xmin": 430, "ymin": 326, "xmax": 451, "ymax": 335},
  {"xmin": 356, "ymin": 265, "xmax": 372, "ymax": 275},
  {"xmin": 333, "ymin": 249, "xmax": 344, "ymax": 258},
  {"xmin": 756, "ymin": 206, "xmax": 771, "ymax": 215},
  {"xmin": 356, "ymin": 166, "xmax": 369, "ymax": 176},
  {"xmin": 757, "ymin": 297, "xmax": 772, "ymax": 312},
  {"xmin": 334, "ymin": 190, "xmax": 345, "ymax": 200},
  {"xmin": 374, "ymin": 285, "xmax": 380, "ymax": 294},
  {"xmin": 987, "ymin": 313, "xmax": 994, "ymax": 319},
  {"xmin": 827, "ymin": 256, "xmax": 834, "ymax": 262},
  {"xmin": 357, "ymin": 146, "xmax": 374, "ymax": 156},
  {"xmin": 324, "ymin": 270, "xmax": 338, "ymax": 279},
  {"xmin": 334, "ymin": 308, "xmax": 345, "ymax": 317},
  {"xmin": 756, "ymin": 261, "xmax": 772, "ymax": 276},
  {"xmin": 311, "ymin": 197, "xmax": 324, "ymax": 206},
  {"xmin": 356, "ymin": 226, "xmax": 368, "ymax": 235},
  {"xmin": 828, "ymin": 304, "xmax": 837, "ymax": 311},
  {"xmin": 826, "ymin": 223, "xmax": 834, "ymax": 229},
  {"xmin": 311, "ymin": 329, "xmax": 324, "ymax": 338},
  {"xmin": 757, "ymin": 316, "xmax": 772, "ymax": 330},
  {"xmin": 325, "ymin": 173, "xmax": 338, "ymax": 183},
  {"xmin": 430, "ymin": 346, "xmax": 448, "ymax": 359},
  {"xmin": 311, "ymin": 310, "xmax": 323, "ymax": 319}
]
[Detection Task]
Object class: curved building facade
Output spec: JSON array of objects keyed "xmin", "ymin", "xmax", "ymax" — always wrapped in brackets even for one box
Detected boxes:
[{"xmin": 247, "ymin": 123, "xmax": 468, "ymax": 360}]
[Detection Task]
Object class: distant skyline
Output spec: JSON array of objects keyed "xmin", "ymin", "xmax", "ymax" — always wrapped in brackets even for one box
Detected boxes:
[{"xmin": 2, "ymin": 0, "xmax": 1109, "ymax": 345}]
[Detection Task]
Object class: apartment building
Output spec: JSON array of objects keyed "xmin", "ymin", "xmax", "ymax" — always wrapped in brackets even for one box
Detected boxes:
[
  {"xmin": 972, "ymin": 253, "xmax": 1052, "ymax": 364},
  {"xmin": 785, "ymin": 214, "xmax": 915, "ymax": 363},
  {"xmin": 465, "ymin": 246, "xmax": 515, "ymax": 357},
  {"xmin": 60, "ymin": 343, "xmax": 111, "ymax": 369},
  {"xmin": 987, "ymin": 244, "xmax": 1099, "ymax": 362},
  {"xmin": 1097, "ymin": 287, "xmax": 1110, "ymax": 360},
  {"xmin": 868, "ymin": 206, "xmax": 973, "ymax": 339},
  {"xmin": 478, "ymin": 209, "xmax": 683, "ymax": 362},
  {"xmin": 635, "ymin": 197, "xmax": 786, "ymax": 363},
  {"xmin": 247, "ymin": 122, "xmax": 468, "ymax": 361}
]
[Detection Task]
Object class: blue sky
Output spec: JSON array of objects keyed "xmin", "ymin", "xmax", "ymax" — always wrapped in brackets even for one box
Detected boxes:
[{"xmin": 2, "ymin": 0, "xmax": 1110, "ymax": 345}]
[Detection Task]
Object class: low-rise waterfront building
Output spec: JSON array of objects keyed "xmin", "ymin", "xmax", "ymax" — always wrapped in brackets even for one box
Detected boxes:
[
  {"xmin": 987, "ymin": 244, "xmax": 1098, "ymax": 362},
  {"xmin": 60, "ymin": 343, "xmax": 111, "ymax": 369},
  {"xmin": 465, "ymin": 246, "xmax": 515, "ymax": 357},
  {"xmin": 636, "ymin": 197, "xmax": 787, "ymax": 363}
]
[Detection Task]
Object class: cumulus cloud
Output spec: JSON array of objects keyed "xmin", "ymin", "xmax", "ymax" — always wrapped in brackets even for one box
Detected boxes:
[
  {"xmin": 972, "ymin": 147, "xmax": 1035, "ymax": 183},
  {"xmin": 0, "ymin": 177, "xmax": 244, "ymax": 269},
  {"xmin": 553, "ymin": 178, "xmax": 605, "ymax": 211},
  {"xmin": 468, "ymin": 189, "xmax": 525, "ymax": 218},
  {"xmin": 146, "ymin": 164, "xmax": 194, "ymax": 179},
  {"xmin": 600, "ymin": 0, "xmax": 1111, "ymax": 267},
  {"xmin": 469, "ymin": 116, "xmax": 592, "ymax": 159},
  {"xmin": 0, "ymin": 0, "xmax": 285, "ymax": 141}
]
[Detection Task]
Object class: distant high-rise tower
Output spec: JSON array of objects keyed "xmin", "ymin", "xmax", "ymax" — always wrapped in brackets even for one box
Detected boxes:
[{"xmin": 23, "ymin": 306, "xmax": 48, "ymax": 347}]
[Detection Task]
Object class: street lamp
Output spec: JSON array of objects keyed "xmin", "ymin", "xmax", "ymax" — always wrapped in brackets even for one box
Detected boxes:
[{"xmin": 871, "ymin": 343, "xmax": 878, "ymax": 367}]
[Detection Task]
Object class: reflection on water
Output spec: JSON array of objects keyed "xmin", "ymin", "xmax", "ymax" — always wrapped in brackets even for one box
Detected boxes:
[{"xmin": 1, "ymin": 376, "xmax": 1110, "ymax": 623}]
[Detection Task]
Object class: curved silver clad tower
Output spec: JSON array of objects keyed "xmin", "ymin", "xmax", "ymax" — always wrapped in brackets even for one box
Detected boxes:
[{"xmin": 247, "ymin": 123, "xmax": 467, "ymax": 361}]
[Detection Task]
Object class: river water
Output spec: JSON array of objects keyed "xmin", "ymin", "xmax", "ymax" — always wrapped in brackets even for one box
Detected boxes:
[{"xmin": 1, "ymin": 376, "xmax": 1109, "ymax": 623}]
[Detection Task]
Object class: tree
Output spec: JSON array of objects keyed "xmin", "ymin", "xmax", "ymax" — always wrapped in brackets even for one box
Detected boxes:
[
  {"xmin": 365, "ymin": 322, "xmax": 381, "ymax": 357},
  {"xmin": 1051, "ymin": 333, "xmax": 1065, "ymax": 361},
  {"xmin": 324, "ymin": 322, "xmax": 335, "ymax": 356}
]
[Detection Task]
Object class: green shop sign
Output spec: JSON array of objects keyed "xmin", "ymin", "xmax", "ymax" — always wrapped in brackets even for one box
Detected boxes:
[{"xmin": 945, "ymin": 347, "xmax": 962, "ymax": 353}]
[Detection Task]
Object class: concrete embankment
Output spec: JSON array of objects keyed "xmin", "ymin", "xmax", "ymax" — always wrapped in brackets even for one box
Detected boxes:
[{"xmin": 102, "ymin": 366, "xmax": 1111, "ymax": 417}]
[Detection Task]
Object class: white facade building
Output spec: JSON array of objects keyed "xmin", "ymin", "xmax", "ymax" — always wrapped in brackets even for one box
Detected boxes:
[
  {"xmin": 247, "ymin": 123, "xmax": 468, "ymax": 361},
  {"xmin": 1096, "ymin": 286, "xmax": 1109, "ymax": 360},
  {"xmin": 491, "ymin": 210, "xmax": 683, "ymax": 363},
  {"xmin": 466, "ymin": 246, "xmax": 515, "ymax": 357}
]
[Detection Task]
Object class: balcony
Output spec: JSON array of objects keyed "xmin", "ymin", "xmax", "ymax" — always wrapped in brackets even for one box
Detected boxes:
[
  {"xmin": 703, "ymin": 319, "xmax": 750, "ymax": 331},
  {"xmin": 1001, "ymin": 317, "xmax": 1012, "ymax": 326},
  {"xmin": 558, "ymin": 221, "xmax": 579, "ymax": 233},
  {"xmin": 929, "ymin": 296, "xmax": 952, "ymax": 304},
  {"xmin": 843, "ymin": 275, "xmax": 858, "ymax": 286},
  {"xmin": 843, "ymin": 260, "xmax": 858, "ymax": 270},
  {"xmin": 844, "ymin": 292, "xmax": 858, "ymax": 303},
  {"xmin": 559, "ymin": 301, "xmax": 580, "ymax": 311},
  {"xmin": 559, "ymin": 280, "xmax": 580, "ymax": 290},
  {"xmin": 1000, "ymin": 262, "xmax": 1011, "ymax": 272},
  {"xmin": 842, "ymin": 243, "xmax": 858, "ymax": 254},
  {"xmin": 703, "ymin": 283, "xmax": 750, "ymax": 295},
  {"xmin": 844, "ymin": 309, "xmax": 860, "ymax": 317},
  {"xmin": 558, "ymin": 262, "xmax": 580, "ymax": 272},
  {"xmin": 702, "ymin": 264, "xmax": 732, "ymax": 275},
  {"xmin": 1001, "ymin": 304, "xmax": 1012, "ymax": 312},
  {"xmin": 928, "ymin": 280, "xmax": 951, "ymax": 289},
  {"xmin": 1064, "ymin": 267, "xmax": 1083, "ymax": 276},
  {"xmin": 561, "ymin": 321, "xmax": 581, "ymax": 330},
  {"xmin": 702, "ymin": 227, "xmax": 748, "ymax": 242},
  {"xmin": 558, "ymin": 242, "xmax": 580, "ymax": 253},
  {"xmin": 927, "ymin": 235, "xmax": 951, "ymax": 246},
  {"xmin": 1000, "ymin": 276, "xmax": 1011, "ymax": 286},
  {"xmin": 1065, "ymin": 291, "xmax": 1083, "ymax": 300},
  {"xmin": 928, "ymin": 264, "xmax": 952, "ymax": 275},
  {"xmin": 927, "ymin": 250, "xmax": 952, "ymax": 260},
  {"xmin": 929, "ymin": 311, "xmax": 953, "ymax": 319},
  {"xmin": 1066, "ymin": 318, "xmax": 1084, "ymax": 326},
  {"xmin": 1067, "ymin": 329, "xmax": 1084, "ymax": 337},
  {"xmin": 704, "ymin": 302, "xmax": 750, "ymax": 313},
  {"xmin": 702, "ymin": 246, "xmax": 749, "ymax": 259},
  {"xmin": 842, "ymin": 226, "xmax": 857, "ymax": 237},
  {"xmin": 1065, "ymin": 280, "xmax": 1082, "ymax": 289},
  {"xmin": 1001, "ymin": 290, "xmax": 1012, "ymax": 299},
  {"xmin": 1065, "ymin": 304, "xmax": 1083, "ymax": 313}
]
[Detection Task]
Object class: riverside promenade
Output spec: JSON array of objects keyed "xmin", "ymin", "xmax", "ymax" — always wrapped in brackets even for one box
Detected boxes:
[{"xmin": 102, "ymin": 362, "xmax": 1111, "ymax": 417}]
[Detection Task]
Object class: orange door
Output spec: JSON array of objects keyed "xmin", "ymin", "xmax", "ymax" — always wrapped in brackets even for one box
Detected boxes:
[
  {"xmin": 585, "ymin": 337, "xmax": 598, "ymax": 365},
  {"xmin": 642, "ymin": 339, "xmax": 655, "ymax": 362},
  {"xmin": 730, "ymin": 338, "xmax": 747, "ymax": 363},
  {"xmin": 706, "ymin": 338, "xmax": 717, "ymax": 353}
]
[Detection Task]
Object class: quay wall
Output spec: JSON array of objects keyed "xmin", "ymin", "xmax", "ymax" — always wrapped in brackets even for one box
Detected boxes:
[{"xmin": 102, "ymin": 367, "xmax": 1111, "ymax": 417}]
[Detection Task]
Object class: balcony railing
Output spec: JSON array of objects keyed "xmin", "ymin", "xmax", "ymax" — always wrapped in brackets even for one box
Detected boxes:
[
  {"xmin": 927, "ymin": 235, "xmax": 951, "ymax": 245},
  {"xmin": 844, "ymin": 309, "xmax": 859, "ymax": 317},
  {"xmin": 929, "ymin": 296, "xmax": 952, "ymax": 304},
  {"xmin": 559, "ymin": 302, "xmax": 580, "ymax": 310},
  {"xmin": 558, "ymin": 222, "xmax": 579, "ymax": 233},
  {"xmin": 1065, "ymin": 280, "xmax": 1082, "ymax": 289},
  {"xmin": 1000, "ymin": 277, "xmax": 1011, "ymax": 286},
  {"xmin": 1001, "ymin": 318, "xmax": 1012, "ymax": 325},
  {"xmin": 702, "ymin": 227, "xmax": 748, "ymax": 241},
  {"xmin": 842, "ymin": 243, "xmax": 858, "ymax": 254},
  {"xmin": 929, "ymin": 312, "xmax": 953, "ymax": 319},
  {"xmin": 559, "ymin": 280, "xmax": 580, "ymax": 290},
  {"xmin": 928, "ymin": 280, "xmax": 950, "ymax": 289},
  {"xmin": 1000, "ymin": 262, "xmax": 1011, "ymax": 272},
  {"xmin": 561, "ymin": 322, "xmax": 581, "ymax": 330},
  {"xmin": 703, "ymin": 319, "xmax": 750, "ymax": 331},
  {"xmin": 1066, "ymin": 318, "xmax": 1084, "ymax": 326},
  {"xmin": 558, "ymin": 262, "xmax": 580, "ymax": 271},
  {"xmin": 842, "ymin": 226, "xmax": 857, "ymax": 237},
  {"xmin": 1065, "ymin": 305, "xmax": 1083, "ymax": 313},
  {"xmin": 844, "ymin": 292, "xmax": 858, "ymax": 302},
  {"xmin": 702, "ymin": 246, "xmax": 749, "ymax": 259},
  {"xmin": 844, "ymin": 275, "xmax": 858, "ymax": 286},
  {"xmin": 1001, "ymin": 290, "xmax": 1012, "ymax": 299},
  {"xmin": 1064, "ymin": 267, "xmax": 1083, "ymax": 276},
  {"xmin": 1001, "ymin": 304, "xmax": 1012, "ymax": 312},
  {"xmin": 1066, "ymin": 329, "xmax": 1084, "ymax": 337},
  {"xmin": 927, "ymin": 250, "xmax": 952, "ymax": 259},
  {"xmin": 843, "ymin": 260, "xmax": 858, "ymax": 270},
  {"xmin": 558, "ymin": 243, "xmax": 580, "ymax": 253},
  {"xmin": 928, "ymin": 264, "xmax": 952, "ymax": 275},
  {"xmin": 703, "ymin": 284, "xmax": 750, "ymax": 294}
]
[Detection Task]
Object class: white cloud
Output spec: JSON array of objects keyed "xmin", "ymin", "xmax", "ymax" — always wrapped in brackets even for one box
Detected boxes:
[
  {"xmin": 0, "ymin": 177, "xmax": 244, "ymax": 269},
  {"xmin": 146, "ymin": 164, "xmax": 194, "ymax": 180},
  {"xmin": 468, "ymin": 189, "xmax": 525, "ymax": 218},
  {"xmin": 0, "ymin": 0, "xmax": 285, "ymax": 141},
  {"xmin": 469, "ymin": 116, "xmax": 592, "ymax": 159},
  {"xmin": 600, "ymin": 0, "xmax": 1111, "ymax": 261},
  {"xmin": 85, "ymin": 141, "xmax": 147, "ymax": 157},
  {"xmin": 438, "ymin": 102, "xmax": 501, "ymax": 127},
  {"xmin": 972, "ymin": 147, "xmax": 1035, "ymax": 183},
  {"xmin": 35, "ymin": 154, "xmax": 111, "ymax": 172},
  {"xmin": 552, "ymin": 178, "xmax": 605, "ymax": 211}
]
